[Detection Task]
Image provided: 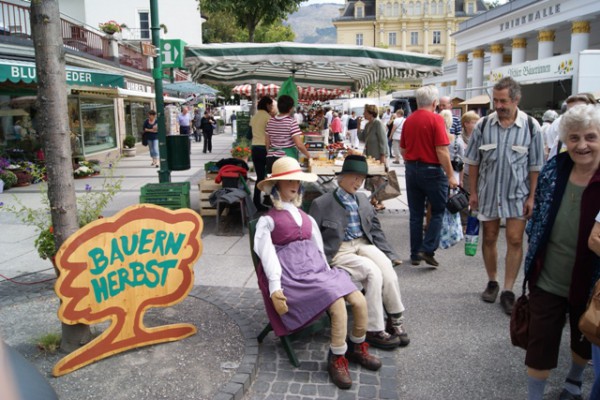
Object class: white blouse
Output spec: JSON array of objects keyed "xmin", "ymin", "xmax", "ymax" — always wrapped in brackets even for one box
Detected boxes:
[{"xmin": 253, "ymin": 202, "xmax": 328, "ymax": 296}]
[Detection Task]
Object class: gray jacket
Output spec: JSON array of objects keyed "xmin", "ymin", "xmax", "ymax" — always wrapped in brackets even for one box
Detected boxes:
[{"xmin": 309, "ymin": 189, "xmax": 399, "ymax": 263}]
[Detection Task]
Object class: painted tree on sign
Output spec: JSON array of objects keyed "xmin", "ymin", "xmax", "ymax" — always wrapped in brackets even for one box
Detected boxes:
[
  {"xmin": 199, "ymin": 0, "xmax": 305, "ymax": 42},
  {"xmin": 30, "ymin": 0, "xmax": 91, "ymax": 353}
]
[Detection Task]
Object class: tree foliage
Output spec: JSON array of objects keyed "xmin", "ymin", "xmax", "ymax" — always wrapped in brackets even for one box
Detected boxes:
[{"xmin": 200, "ymin": 0, "xmax": 305, "ymax": 42}]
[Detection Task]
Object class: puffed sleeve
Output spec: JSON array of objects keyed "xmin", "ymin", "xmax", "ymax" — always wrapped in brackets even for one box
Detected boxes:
[{"xmin": 253, "ymin": 216, "xmax": 283, "ymax": 296}]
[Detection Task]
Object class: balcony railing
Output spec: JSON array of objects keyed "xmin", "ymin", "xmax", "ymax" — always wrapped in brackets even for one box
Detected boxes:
[
  {"xmin": 0, "ymin": 0, "xmax": 148, "ymax": 73},
  {"xmin": 61, "ymin": 19, "xmax": 109, "ymax": 59}
]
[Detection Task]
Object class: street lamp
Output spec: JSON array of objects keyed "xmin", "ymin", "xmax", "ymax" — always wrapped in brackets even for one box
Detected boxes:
[{"xmin": 230, "ymin": 95, "xmax": 235, "ymax": 105}]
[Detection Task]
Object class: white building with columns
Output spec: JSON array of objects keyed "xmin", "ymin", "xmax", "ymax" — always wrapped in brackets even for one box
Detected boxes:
[{"xmin": 424, "ymin": 0, "xmax": 600, "ymax": 115}]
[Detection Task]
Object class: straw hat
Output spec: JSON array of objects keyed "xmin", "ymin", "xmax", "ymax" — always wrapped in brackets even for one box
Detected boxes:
[{"xmin": 257, "ymin": 157, "xmax": 317, "ymax": 193}]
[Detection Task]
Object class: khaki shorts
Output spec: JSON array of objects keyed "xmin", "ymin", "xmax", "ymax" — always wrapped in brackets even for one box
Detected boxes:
[{"xmin": 477, "ymin": 213, "xmax": 525, "ymax": 222}]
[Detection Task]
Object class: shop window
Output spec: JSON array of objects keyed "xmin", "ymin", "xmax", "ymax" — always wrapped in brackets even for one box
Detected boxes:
[
  {"xmin": 125, "ymin": 101, "xmax": 150, "ymax": 141},
  {"xmin": 78, "ymin": 98, "xmax": 117, "ymax": 155},
  {"xmin": 68, "ymin": 97, "xmax": 83, "ymax": 156},
  {"xmin": 356, "ymin": 33, "xmax": 363, "ymax": 46},
  {"xmin": 433, "ymin": 31, "xmax": 441, "ymax": 44}
]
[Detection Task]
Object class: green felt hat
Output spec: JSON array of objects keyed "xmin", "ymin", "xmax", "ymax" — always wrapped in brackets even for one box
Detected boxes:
[{"xmin": 336, "ymin": 155, "xmax": 372, "ymax": 177}]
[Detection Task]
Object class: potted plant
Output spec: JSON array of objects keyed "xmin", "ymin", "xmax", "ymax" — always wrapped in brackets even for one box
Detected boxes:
[
  {"xmin": 98, "ymin": 20, "xmax": 124, "ymax": 35},
  {"xmin": 231, "ymin": 138, "xmax": 251, "ymax": 162},
  {"xmin": 7, "ymin": 161, "xmax": 33, "ymax": 187},
  {"xmin": 0, "ymin": 170, "xmax": 17, "ymax": 191},
  {"xmin": 122, "ymin": 135, "xmax": 137, "ymax": 157}
]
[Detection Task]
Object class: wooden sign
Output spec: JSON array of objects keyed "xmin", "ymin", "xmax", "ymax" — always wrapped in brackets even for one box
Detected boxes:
[
  {"xmin": 52, "ymin": 204, "xmax": 203, "ymax": 376},
  {"xmin": 141, "ymin": 41, "xmax": 157, "ymax": 57}
]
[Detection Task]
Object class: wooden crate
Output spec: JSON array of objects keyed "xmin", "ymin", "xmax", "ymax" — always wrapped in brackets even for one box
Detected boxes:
[
  {"xmin": 308, "ymin": 158, "xmax": 387, "ymax": 176},
  {"xmin": 308, "ymin": 159, "xmax": 342, "ymax": 175},
  {"xmin": 198, "ymin": 178, "xmax": 220, "ymax": 216}
]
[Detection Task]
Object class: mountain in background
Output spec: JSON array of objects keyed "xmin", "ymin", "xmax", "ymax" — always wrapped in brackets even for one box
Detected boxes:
[{"xmin": 286, "ymin": 3, "xmax": 342, "ymax": 44}]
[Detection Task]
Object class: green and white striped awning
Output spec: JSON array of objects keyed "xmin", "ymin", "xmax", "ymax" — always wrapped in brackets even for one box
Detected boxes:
[{"xmin": 185, "ymin": 42, "xmax": 442, "ymax": 90}]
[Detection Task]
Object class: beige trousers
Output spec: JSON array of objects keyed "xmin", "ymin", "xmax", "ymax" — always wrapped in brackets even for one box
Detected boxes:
[{"xmin": 331, "ymin": 237, "xmax": 405, "ymax": 332}]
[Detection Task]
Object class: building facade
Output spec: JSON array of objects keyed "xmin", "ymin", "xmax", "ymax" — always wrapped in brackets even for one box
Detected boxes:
[
  {"xmin": 333, "ymin": 0, "xmax": 487, "ymax": 61},
  {"xmin": 58, "ymin": 0, "xmax": 204, "ymax": 45},
  {"xmin": 424, "ymin": 0, "xmax": 600, "ymax": 116},
  {"xmin": 0, "ymin": 0, "xmax": 202, "ymax": 160}
]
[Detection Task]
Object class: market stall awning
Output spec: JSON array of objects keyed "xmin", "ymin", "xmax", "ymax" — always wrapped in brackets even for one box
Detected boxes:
[
  {"xmin": 163, "ymin": 81, "xmax": 218, "ymax": 96},
  {"xmin": 185, "ymin": 42, "xmax": 442, "ymax": 90},
  {"xmin": 117, "ymin": 88, "xmax": 186, "ymax": 103},
  {"xmin": 0, "ymin": 58, "xmax": 125, "ymax": 88},
  {"xmin": 459, "ymin": 94, "xmax": 490, "ymax": 106}
]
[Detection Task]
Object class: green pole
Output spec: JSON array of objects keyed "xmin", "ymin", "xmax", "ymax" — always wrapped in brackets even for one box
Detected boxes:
[{"xmin": 150, "ymin": 0, "xmax": 170, "ymax": 183}]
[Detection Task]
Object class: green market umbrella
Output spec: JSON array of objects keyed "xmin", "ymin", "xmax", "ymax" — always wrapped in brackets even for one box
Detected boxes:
[{"xmin": 185, "ymin": 42, "xmax": 442, "ymax": 91}]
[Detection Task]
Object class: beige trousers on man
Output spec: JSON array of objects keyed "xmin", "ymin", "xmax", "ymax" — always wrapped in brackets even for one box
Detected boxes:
[{"xmin": 331, "ymin": 237, "xmax": 405, "ymax": 332}]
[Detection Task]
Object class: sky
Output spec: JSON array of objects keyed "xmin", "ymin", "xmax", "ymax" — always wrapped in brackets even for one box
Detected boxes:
[{"xmin": 304, "ymin": 0, "xmax": 344, "ymax": 5}]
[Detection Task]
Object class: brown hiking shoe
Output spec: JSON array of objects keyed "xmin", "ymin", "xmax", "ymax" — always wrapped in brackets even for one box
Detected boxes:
[
  {"xmin": 365, "ymin": 330, "xmax": 401, "ymax": 350},
  {"xmin": 386, "ymin": 318, "xmax": 411, "ymax": 347},
  {"xmin": 346, "ymin": 341, "xmax": 382, "ymax": 371},
  {"xmin": 327, "ymin": 352, "xmax": 352, "ymax": 389},
  {"xmin": 481, "ymin": 281, "xmax": 500, "ymax": 303}
]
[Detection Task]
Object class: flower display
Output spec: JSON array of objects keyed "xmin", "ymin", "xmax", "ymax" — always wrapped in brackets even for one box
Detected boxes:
[
  {"xmin": 231, "ymin": 146, "xmax": 251, "ymax": 159},
  {"xmin": 1, "ymin": 160, "xmax": 122, "ymax": 260},
  {"xmin": 99, "ymin": 20, "xmax": 124, "ymax": 34},
  {"xmin": 73, "ymin": 160, "xmax": 100, "ymax": 178}
]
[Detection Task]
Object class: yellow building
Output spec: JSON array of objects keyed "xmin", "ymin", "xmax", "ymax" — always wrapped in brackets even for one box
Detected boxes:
[{"xmin": 333, "ymin": 0, "xmax": 487, "ymax": 61}]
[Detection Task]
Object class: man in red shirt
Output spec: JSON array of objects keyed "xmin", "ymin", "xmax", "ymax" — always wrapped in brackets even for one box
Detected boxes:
[{"xmin": 400, "ymin": 86, "xmax": 458, "ymax": 267}]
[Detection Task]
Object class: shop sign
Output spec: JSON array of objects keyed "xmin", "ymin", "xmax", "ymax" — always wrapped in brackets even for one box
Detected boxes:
[
  {"xmin": 125, "ymin": 80, "xmax": 154, "ymax": 93},
  {"xmin": 0, "ymin": 60, "xmax": 124, "ymax": 88},
  {"xmin": 160, "ymin": 39, "xmax": 186, "ymax": 69},
  {"xmin": 499, "ymin": 2, "xmax": 561, "ymax": 32},
  {"xmin": 52, "ymin": 204, "xmax": 203, "ymax": 376},
  {"xmin": 490, "ymin": 54, "xmax": 576, "ymax": 84}
]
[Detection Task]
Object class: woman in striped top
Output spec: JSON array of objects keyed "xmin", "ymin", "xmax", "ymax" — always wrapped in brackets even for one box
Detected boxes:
[{"xmin": 265, "ymin": 95, "xmax": 312, "ymax": 174}]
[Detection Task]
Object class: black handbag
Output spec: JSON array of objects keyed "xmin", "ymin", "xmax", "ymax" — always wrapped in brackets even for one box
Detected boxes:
[
  {"xmin": 451, "ymin": 140, "xmax": 464, "ymax": 172},
  {"xmin": 510, "ymin": 280, "xmax": 529, "ymax": 350},
  {"xmin": 141, "ymin": 131, "xmax": 148, "ymax": 146},
  {"xmin": 446, "ymin": 186, "xmax": 469, "ymax": 214}
]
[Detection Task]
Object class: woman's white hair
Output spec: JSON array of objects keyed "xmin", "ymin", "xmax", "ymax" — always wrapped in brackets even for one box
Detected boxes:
[
  {"xmin": 440, "ymin": 110, "xmax": 453, "ymax": 133},
  {"xmin": 559, "ymin": 104, "xmax": 600, "ymax": 142}
]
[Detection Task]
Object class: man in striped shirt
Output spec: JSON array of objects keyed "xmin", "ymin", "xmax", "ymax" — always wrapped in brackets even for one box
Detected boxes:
[{"xmin": 464, "ymin": 77, "xmax": 545, "ymax": 315}]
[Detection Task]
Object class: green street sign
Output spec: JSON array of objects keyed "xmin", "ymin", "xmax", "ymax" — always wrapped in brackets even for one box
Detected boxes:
[
  {"xmin": 0, "ymin": 60, "xmax": 124, "ymax": 88},
  {"xmin": 160, "ymin": 39, "xmax": 186, "ymax": 69}
]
